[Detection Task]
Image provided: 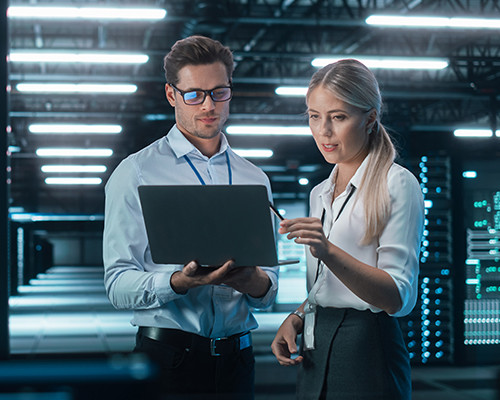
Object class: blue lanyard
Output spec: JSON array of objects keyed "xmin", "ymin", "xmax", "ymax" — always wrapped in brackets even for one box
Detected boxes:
[{"xmin": 183, "ymin": 151, "xmax": 232, "ymax": 185}]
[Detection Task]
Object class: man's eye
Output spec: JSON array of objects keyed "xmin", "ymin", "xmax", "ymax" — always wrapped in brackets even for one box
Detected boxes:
[{"xmin": 184, "ymin": 91, "xmax": 201, "ymax": 101}]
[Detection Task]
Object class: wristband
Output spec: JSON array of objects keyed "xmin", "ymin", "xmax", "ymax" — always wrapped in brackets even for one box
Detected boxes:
[{"xmin": 291, "ymin": 310, "xmax": 305, "ymax": 321}]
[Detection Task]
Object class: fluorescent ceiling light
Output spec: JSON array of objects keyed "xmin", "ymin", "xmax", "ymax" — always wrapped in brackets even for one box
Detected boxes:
[
  {"xmin": 29, "ymin": 124, "xmax": 122, "ymax": 134},
  {"xmin": 45, "ymin": 177, "xmax": 102, "ymax": 185},
  {"xmin": 16, "ymin": 83, "xmax": 137, "ymax": 94},
  {"xmin": 41, "ymin": 165, "xmax": 107, "ymax": 173},
  {"xmin": 298, "ymin": 178, "xmax": 309, "ymax": 186},
  {"xmin": 312, "ymin": 56, "xmax": 448, "ymax": 70},
  {"xmin": 226, "ymin": 125, "xmax": 310, "ymax": 136},
  {"xmin": 36, "ymin": 148, "xmax": 113, "ymax": 157},
  {"xmin": 275, "ymin": 87, "xmax": 308, "ymax": 96},
  {"xmin": 233, "ymin": 149, "xmax": 274, "ymax": 158},
  {"xmin": 9, "ymin": 51, "xmax": 149, "ymax": 64},
  {"xmin": 366, "ymin": 15, "xmax": 500, "ymax": 29},
  {"xmin": 453, "ymin": 129, "xmax": 496, "ymax": 137},
  {"xmin": 8, "ymin": 6, "xmax": 166, "ymax": 20}
]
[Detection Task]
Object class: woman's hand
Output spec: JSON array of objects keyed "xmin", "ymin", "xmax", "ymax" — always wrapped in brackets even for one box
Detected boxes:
[
  {"xmin": 271, "ymin": 314, "xmax": 304, "ymax": 366},
  {"xmin": 279, "ymin": 218, "xmax": 331, "ymax": 260}
]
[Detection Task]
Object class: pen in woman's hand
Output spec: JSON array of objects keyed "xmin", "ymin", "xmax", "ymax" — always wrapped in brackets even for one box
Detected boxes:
[{"xmin": 269, "ymin": 203, "xmax": 285, "ymax": 221}]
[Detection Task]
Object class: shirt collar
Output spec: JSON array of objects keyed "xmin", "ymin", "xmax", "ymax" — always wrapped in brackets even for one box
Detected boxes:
[
  {"xmin": 319, "ymin": 153, "xmax": 372, "ymax": 200},
  {"xmin": 166, "ymin": 124, "xmax": 230, "ymax": 160},
  {"xmin": 349, "ymin": 153, "xmax": 371, "ymax": 189}
]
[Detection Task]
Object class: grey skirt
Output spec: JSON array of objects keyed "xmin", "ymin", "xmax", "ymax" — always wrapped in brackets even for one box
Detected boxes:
[{"xmin": 296, "ymin": 307, "xmax": 411, "ymax": 400}]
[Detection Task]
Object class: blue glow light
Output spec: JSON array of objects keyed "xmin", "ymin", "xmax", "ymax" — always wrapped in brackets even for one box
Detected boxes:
[{"xmin": 462, "ymin": 170, "xmax": 477, "ymax": 179}]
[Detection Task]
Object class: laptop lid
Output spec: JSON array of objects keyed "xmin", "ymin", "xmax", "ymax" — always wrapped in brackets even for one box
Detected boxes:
[{"xmin": 138, "ymin": 184, "xmax": 281, "ymax": 267}]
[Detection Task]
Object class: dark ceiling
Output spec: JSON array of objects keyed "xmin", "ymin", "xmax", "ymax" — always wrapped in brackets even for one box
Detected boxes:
[{"xmin": 7, "ymin": 0, "xmax": 500, "ymax": 215}]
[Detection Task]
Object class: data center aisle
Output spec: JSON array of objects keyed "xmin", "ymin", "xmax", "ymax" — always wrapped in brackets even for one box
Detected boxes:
[
  {"xmin": 9, "ymin": 266, "xmax": 135, "ymax": 354},
  {"xmin": 8, "ymin": 266, "xmax": 500, "ymax": 400}
]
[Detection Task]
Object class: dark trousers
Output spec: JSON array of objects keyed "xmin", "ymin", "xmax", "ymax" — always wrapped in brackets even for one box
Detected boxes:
[{"xmin": 134, "ymin": 329, "xmax": 255, "ymax": 400}]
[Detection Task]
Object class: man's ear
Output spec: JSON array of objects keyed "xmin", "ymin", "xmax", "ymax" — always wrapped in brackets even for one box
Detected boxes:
[{"xmin": 165, "ymin": 84, "xmax": 176, "ymax": 107}]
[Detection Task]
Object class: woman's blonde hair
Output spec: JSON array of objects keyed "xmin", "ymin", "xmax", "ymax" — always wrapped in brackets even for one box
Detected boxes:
[{"xmin": 306, "ymin": 59, "xmax": 396, "ymax": 244}]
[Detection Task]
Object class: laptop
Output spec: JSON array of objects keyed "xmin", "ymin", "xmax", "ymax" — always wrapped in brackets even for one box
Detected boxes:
[{"xmin": 138, "ymin": 185, "xmax": 298, "ymax": 267}]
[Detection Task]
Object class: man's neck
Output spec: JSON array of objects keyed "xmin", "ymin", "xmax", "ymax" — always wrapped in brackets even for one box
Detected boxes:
[{"xmin": 182, "ymin": 131, "xmax": 222, "ymax": 158}]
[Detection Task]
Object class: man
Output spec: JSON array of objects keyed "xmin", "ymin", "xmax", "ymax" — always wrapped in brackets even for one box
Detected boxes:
[{"xmin": 103, "ymin": 36, "xmax": 278, "ymax": 399}]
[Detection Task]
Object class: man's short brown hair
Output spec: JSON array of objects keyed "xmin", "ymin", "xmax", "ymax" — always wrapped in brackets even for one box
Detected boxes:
[{"xmin": 163, "ymin": 35, "xmax": 234, "ymax": 85}]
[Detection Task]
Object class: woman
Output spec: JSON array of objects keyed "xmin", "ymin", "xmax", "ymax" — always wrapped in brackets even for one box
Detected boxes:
[{"xmin": 271, "ymin": 59, "xmax": 424, "ymax": 399}]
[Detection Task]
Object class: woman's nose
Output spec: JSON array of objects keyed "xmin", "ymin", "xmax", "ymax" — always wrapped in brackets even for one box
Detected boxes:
[{"xmin": 319, "ymin": 120, "xmax": 333, "ymax": 136}]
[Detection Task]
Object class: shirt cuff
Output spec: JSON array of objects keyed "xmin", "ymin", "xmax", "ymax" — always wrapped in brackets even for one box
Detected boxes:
[
  {"xmin": 246, "ymin": 272, "xmax": 278, "ymax": 309},
  {"xmin": 153, "ymin": 270, "xmax": 186, "ymax": 304}
]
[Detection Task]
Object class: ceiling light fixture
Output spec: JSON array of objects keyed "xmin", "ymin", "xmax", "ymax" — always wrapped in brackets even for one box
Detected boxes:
[
  {"xmin": 7, "ymin": 6, "xmax": 167, "ymax": 21},
  {"xmin": 29, "ymin": 124, "xmax": 122, "ymax": 134},
  {"xmin": 312, "ymin": 56, "xmax": 448, "ymax": 70},
  {"xmin": 453, "ymin": 129, "xmax": 499, "ymax": 137},
  {"xmin": 8, "ymin": 51, "xmax": 149, "ymax": 64},
  {"xmin": 366, "ymin": 15, "xmax": 500, "ymax": 29},
  {"xmin": 16, "ymin": 83, "xmax": 137, "ymax": 94},
  {"xmin": 233, "ymin": 149, "xmax": 274, "ymax": 158},
  {"xmin": 226, "ymin": 125, "xmax": 310, "ymax": 136},
  {"xmin": 41, "ymin": 165, "xmax": 107, "ymax": 173},
  {"xmin": 275, "ymin": 87, "xmax": 308, "ymax": 96},
  {"xmin": 45, "ymin": 177, "xmax": 102, "ymax": 185},
  {"xmin": 36, "ymin": 148, "xmax": 114, "ymax": 157}
]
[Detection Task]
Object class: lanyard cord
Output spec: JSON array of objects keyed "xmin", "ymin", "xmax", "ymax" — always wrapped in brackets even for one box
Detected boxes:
[
  {"xmin": 183, "ymin": 151, "xmax": 232, "ymax": 185},
  {"xmin": 314, "ymin": 186, "xmax": 357, "ymax": 283}
]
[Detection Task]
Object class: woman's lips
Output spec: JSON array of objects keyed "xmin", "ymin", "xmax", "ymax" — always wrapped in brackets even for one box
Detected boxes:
[{"xmin": 322, "ymin": 144, "xmax": 337, "ymax": 152}]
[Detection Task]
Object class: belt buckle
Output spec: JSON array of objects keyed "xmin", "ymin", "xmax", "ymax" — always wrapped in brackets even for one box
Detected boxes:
[{"xmin": 210, "ymin": 337, "xmax": 222, "ymax": 356}]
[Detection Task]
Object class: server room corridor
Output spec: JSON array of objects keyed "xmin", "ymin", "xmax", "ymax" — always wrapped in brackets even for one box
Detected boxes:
[
  {"xmin": 6, "ymin": 264, "xmax": 500, "ymax": 399},
  {"xmin": 3, "ymin": 1, "xmax": 500, "ymax": 399}
]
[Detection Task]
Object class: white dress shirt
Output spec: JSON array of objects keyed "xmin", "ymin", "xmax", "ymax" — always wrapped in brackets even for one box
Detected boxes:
[
  {"xmin": 306, "ymin": 155, "xmax": 424, "ymax": 318},
  {"xmin": 103, "ymin": 125, "xmax": 279, "ymax": 338}
]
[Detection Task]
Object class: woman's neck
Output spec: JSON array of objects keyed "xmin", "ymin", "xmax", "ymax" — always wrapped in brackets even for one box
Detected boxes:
[{"xmin": 333, "ymin": 165, "xmax": 357, "ymax": 199}]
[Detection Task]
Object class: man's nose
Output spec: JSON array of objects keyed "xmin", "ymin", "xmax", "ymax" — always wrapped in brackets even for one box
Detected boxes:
[{"xmin": 200, "ymin": 94, "xmax": 216, "ymax": 110}]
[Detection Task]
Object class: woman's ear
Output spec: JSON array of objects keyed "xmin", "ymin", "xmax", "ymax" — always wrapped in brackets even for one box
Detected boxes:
[
  {"xmin": 366, "ymin": 109, "xmax": 378, "ymax": 134},
  {"xmin": 165, "ymin": 84, "xmax": 176, "ymax": 107}
]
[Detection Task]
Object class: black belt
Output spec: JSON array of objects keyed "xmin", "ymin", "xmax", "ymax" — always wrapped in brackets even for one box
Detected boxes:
[{"xmin": 138, "ymin": 326, "xmax": 252, "ymax": 357}]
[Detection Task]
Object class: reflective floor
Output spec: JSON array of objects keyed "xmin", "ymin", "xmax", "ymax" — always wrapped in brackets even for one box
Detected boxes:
[{"xmin": 8, "ymin": 266, "xmax": 500, "ymax": 399}]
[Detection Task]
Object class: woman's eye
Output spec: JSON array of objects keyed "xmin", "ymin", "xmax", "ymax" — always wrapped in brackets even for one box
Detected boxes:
[
  {"xmin": 309, "ymin": 114, "xmax": 319, "ymax": 120},
  {"xmin": 332, "ymin": 115, "xmax": 345, "ymax": 120}
]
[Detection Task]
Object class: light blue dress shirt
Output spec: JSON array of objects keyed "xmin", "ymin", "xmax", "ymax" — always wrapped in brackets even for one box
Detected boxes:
[{"xmin": 103, "ymin": 125, "xmax": 279, "ymax": 338}]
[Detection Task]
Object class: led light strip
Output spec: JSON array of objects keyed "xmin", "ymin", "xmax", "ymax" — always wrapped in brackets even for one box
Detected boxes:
[
  {"xmin": 8, "ymin": 6, "xmax": 166, "ymax": 21},
  {"xmin": 16, "ymin": 83, "xmax": 137, "ymax": 94},
  {"xmin": 9, "ymin": 52, "xmax": 149, "ymax": 64},
  {"xmin": 366, "ymin": 15, "xmax": 500, "ymax": 29}
]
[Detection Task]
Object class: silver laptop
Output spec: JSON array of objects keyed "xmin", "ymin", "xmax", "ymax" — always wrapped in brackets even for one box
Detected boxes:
[{"xmin": 138, "ymin": 185, "xmax": 297, "ymax": 267}]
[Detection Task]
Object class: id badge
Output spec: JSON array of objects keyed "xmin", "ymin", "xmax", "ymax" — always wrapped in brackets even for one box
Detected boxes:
[{"xmin": 303, "ymin": 302, "xmax": 316, "ymax": 351}]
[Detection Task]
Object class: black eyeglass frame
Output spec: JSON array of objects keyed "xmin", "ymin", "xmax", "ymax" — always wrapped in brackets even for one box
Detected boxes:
[{"xmin": 169, "ymin": 83, "xmax": 233, "ymax": 105}]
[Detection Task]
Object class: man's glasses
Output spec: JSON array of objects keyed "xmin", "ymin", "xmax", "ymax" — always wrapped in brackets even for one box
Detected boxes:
[{"xmin": 170, "ymin": 84, "xmax": 233, "ymax": 105}]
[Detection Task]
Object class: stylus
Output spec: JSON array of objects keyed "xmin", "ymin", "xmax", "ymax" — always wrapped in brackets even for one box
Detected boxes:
[{"xmin": 269, "ymin": 203, "xmax": 285, "ymax": 221}]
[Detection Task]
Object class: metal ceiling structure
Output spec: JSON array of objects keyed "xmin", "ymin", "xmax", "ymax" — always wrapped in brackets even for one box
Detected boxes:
[{"xmin": 7, "ymin": 0, "xmax": 500, "ymax": 214}]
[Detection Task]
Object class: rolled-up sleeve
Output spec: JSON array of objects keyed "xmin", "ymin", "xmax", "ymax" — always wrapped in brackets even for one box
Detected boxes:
[{"xmin": 377, "ymin": 168, "xmax": 424, "ymax": 317}]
